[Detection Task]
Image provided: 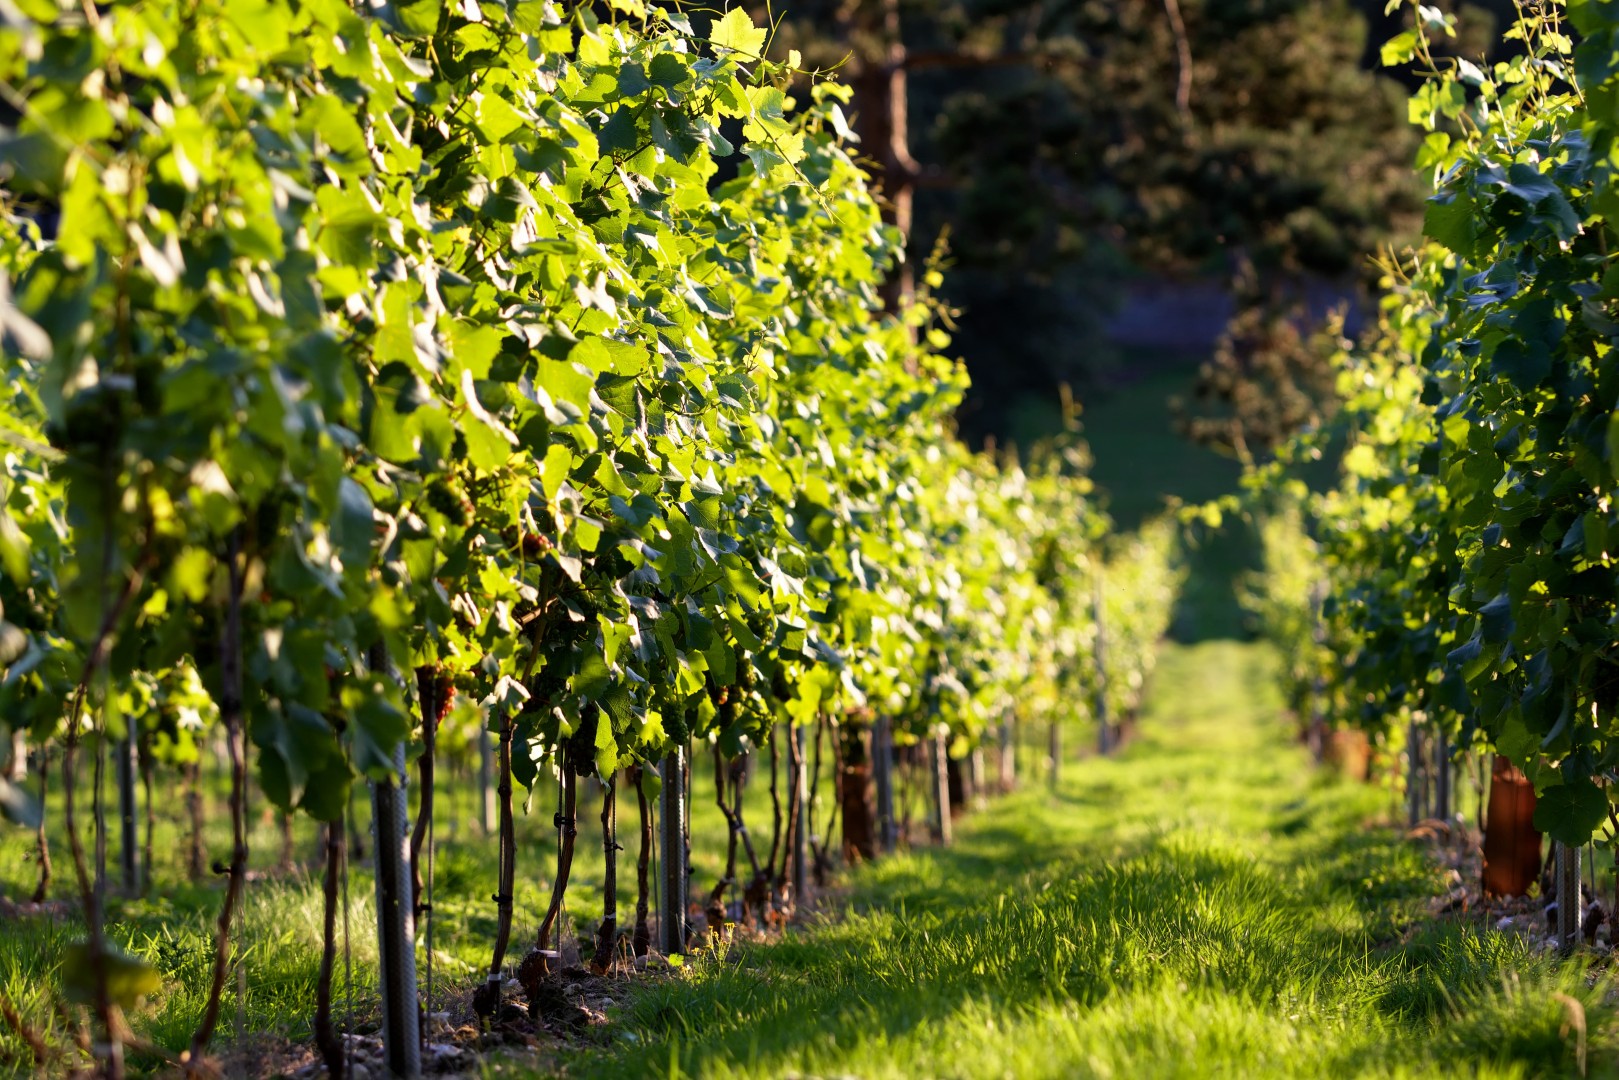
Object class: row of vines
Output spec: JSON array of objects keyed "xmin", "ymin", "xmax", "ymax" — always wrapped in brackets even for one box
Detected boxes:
[
  {"xmin": 0, "ymin": 0, "xmax": 1180, "ymax": 1074},
  {"xmin": 1245, "ymin": 0, "xmax": 1619, "ymax": 949}
]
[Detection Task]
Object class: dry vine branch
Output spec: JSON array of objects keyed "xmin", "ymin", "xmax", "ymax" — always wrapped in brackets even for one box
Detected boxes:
[
  {"xmin": 61, "ymin": 533, "xmax": 153, "ymax": 1080},
  {"xmin": 590, "ymin": 773, "xmax": 618, "ymax": 974},
  {"xmin": 0, "ymin": 987, "xmax": 47, "ymax": 1066},
  {"xmin": 30, "ymin": 751, "xmax": 50, "ymax": 903},
  {"xmin": 313, "ymin": 821, "xmax": 345, "ymax": 1079},
  {"xmin": 630, "ymin": 764, "xmax": 652, "ymax": 956},
  {"xmin": 534, "ymin": 745, "xmax": 579, "ymax": 955},
  {"xmin": 186, "ymin": 529, "xmax": 249, "ymax": 1069}
]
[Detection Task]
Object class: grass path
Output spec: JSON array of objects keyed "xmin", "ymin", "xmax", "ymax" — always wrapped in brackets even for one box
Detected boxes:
[
  {"xmin": 566, "ymin": 641, "xmax": 1616, "ymax": 1079},
  {"xmin": 2, "ymin": 639, "xmax": 1610, "ymax": 1078}
]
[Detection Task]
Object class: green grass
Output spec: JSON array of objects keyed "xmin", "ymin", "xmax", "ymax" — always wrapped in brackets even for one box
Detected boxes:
[
  {"xmin": 2, "ymin": 644, "xmax": 1608, "ymax": 1078},
  {"xmin": 1007, "ymin": 359, "xmax": 1242, "ymax": 533},
  {"xmin": 558, "ymin": 641, "xmax": 1616, "ymax": 1079},
  {"xmin": 5, "ymin": 365, "xmax": 1592, "ymax": 1078},
  {"xmin": 0, "ymin": 726, "xmax": 922, "ymax": 1074},
  {"xmin": 1012, "ymin": 362, "xmax": 1258, "ymax": 642}
]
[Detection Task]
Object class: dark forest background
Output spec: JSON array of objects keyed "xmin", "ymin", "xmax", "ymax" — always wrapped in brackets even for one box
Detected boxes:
[{"xmin": 747, "ymin": 0, "xmax": 1515, "ymax": 456}]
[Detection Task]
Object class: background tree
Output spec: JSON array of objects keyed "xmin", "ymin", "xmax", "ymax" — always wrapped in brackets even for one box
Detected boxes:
[
  {"xmin": 1171, "ymin": 284, "xmax": 1346, "ymax": 464},
  {"xmin": 768, "ymin": 0, "xmax": 1471, "ymax": 443}
]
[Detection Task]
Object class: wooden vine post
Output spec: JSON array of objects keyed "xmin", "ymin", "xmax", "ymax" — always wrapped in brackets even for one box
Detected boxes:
[
  {"xmin": 873, "ymin": 716, "xmax": 896, "ymax": 853},
  {"xmin": 839, "ymin": 719, "xmax": 878, "ymax": 862},
  {"xmin": 1406, "ymin": 719, "xmax": 1423, "ymax": 828},
  {"xmin": 792, "ymin": 724, "xmax": 809, "ymax": 904},
  {"xmin": 659, "ymin": 746, "xmax": 687, "ymax": 955},
  {"xmin": 998, "ymin": 717, "xmax": 1015, "ymax": 794},
  {"xmin": 1047, "ymin": 717, "xmax": 1061, "ymax": 789},
  {"xmin": 1557, "ymin": 841, "xmax": 1582, "ymax": 954},
  {"xmin": 1434, "ymin": 728, "xmax": 1451, "ymax": 823},
  {"xmin": 115, "ymin": 719, "xmax": 139, "ymax": 896},
  {"xmin": 1094, "ymin": 569, "xmax": 1111, "ymax": 756},
  {"xmin": 1482, "ymin": 755, "xmax": 1541, "ymax": 897},
  {"xmin": 932, "ymin": 726, "xmax": 952, "ymax": 847},
  {"xmin": 478, "ymin": 726, "xmax": 496, "ymax": 836},
  {"xmin": 1307, "ymin": 581, "xmax": 1327, "ymax": 762},
  {"xmin": 369, "ymin": 651, "xmax": 420, "ymax": 1078}
]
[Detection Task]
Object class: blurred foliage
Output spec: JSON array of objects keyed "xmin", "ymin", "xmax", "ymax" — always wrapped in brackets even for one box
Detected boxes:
[
  {"xmin": 1236, "ymin": 0, "xmax": 1619, "ymax": 847},
  {"xmin": 1172, "ymin": 283, "xmax": 1349, "ymax": 463},
  {"xmin": 771, "ymin": 0, "xmax": 1509, "ymax": 446}
]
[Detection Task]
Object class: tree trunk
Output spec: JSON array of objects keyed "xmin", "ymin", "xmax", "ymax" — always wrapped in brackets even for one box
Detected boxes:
[
  {"xmin": 346, "ymin": 782, "xmax": 366, "ymax": 864},
  {"xmin": 730, "ymin": 755, "xmax": 768, "ymax": 926},
  {"xmin": 3, "ymin": 728, "xmax": 23, "ymax": 783},
  {"xmin": 682, "ymin": 743, "xmax": 693, "ymax": 917},
  {"xmin": 64, "ymin": 707, "xmax": 120, "ymax": 1080},
  {"xmin": 898, "ymin": 742, "xmax": 917, "ymax": 846},
  {"xmin": 784, "ymin": 724, "xmax": 806, "ymax": 909},
  {"xmin": 848, "ymin": 0, "xmax": 917, "ymax": 314},
  {"xmin": 1482, "ymin": 754, "xmax": 1542, "ymax": 898},
  {"xmin": 1323, "ymin": 728, "xmax": 1371, "ymax": 781},
  {"xmin": 806, "ymin": 716, "xmax": 829, "ymax": 886},
  {"xmin": 1307, "ymin": 583, "xmax": 1327, "ymax": 762},
  {"xmin": 60, "ymin": 530, "xmax": 153, "ymax": 1080},
  {"xmin": 94, "ymin": 725, "xmax": 107, "ymax": 912}
]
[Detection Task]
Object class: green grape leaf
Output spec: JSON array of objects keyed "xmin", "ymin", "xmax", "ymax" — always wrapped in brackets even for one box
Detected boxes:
[
  {"xmin": 1534, "ymin": 780, "xmax": 1609, "ymax": 846},
  {"xmin": 0, "ymin": 775, "xmax": 41, "ymax": 829},
  {"xmin": 62, "ymin": 942, "xmax": 160, "ymax": 1011},
  {"xmin": 709, "ymin": 8, "xmax": 766, "ymax": 58}
]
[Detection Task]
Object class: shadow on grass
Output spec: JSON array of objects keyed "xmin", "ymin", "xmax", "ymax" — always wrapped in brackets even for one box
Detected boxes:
[
  {"xmin": 565, "ymin": 640, "xmax": 1607, "ymax": 1079},
  {"xmin": 571, "ymin": 797, "xmax": 1574, "ymax": 1079}
]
